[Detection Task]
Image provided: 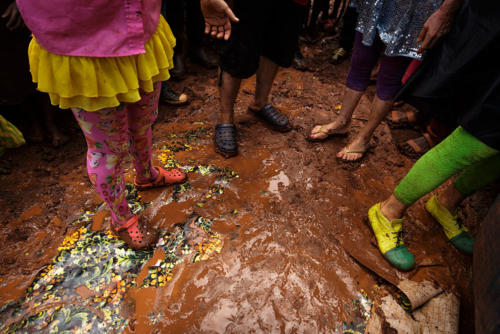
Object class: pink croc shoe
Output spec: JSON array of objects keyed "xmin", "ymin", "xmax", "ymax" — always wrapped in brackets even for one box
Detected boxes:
[
  {"xmin": 134, "ymin": 166, "xmax": 186, "ymax": 191},
  {"xmin": 113, "ymin": 215, "xmax": 159, "ymax": 250}
]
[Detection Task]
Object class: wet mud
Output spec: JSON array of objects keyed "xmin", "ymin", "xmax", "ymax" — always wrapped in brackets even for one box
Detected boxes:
[{"xmin": 0, "ymin": 44, "xmax": 496, "ymax": 333}]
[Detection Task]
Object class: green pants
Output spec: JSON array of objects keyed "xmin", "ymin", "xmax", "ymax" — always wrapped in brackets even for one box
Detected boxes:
[
  {"xmin": 394, "ymin": 126, "xmax": 500, "ymax": 205},
  {"xmin": 0, "ymin": 114, "xmax": 25, "ymax": 157}
]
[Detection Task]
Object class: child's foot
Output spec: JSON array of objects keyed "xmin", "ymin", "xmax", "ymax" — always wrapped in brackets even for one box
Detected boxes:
[
  {"xmin": 113, "ymin": 215, "xmax": 159, "ymax": 250},
  {"xmin": 134, "ymin": 166, "xmax": 186, "ymax": 191}
]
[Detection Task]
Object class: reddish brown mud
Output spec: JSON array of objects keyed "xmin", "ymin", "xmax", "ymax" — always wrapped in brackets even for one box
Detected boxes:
[{"xmin": 0, "ymin": 43, "xmax": 496, "ymax": 333}]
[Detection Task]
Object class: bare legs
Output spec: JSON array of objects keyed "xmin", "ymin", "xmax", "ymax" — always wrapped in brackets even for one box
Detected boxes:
[
  {"xmin": 309, "ymin": 87, "xmax": 363, "ymax": 139},
  {"xmin": 337, "ymin": 95, "xmax": 393, "ymax": 161},
  {"xmin": 250, "ymin": 56, "xmax": 279, "ymax": 110},
  {"xmin": 219, "ymin": 56, "xmax": 279, "ymax": 124},
  {"xmin": 219, "ymin": 71, "xmax": 241, "ymax": 124},
  {"xmin": 310, "ymin": 88, "xmax": 394, "ymax": 161}
]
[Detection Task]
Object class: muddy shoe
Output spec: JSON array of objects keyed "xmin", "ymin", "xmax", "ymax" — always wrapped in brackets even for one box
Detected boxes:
[
  {"xmin": 292, "ymin": 51, "xmax": 308, "ymax": 71},
  {"xmin": 113, "ymin": 215, "xmax": 159, "ymax": 250},
  {"xmin": 160, "ymin": 85, "xmax": 189, "ymax": 105},
  {"xmin": 368, "ymin": 203, "xmax": 416, "ymax": 271},
  {"xmin": 425, "ymin": 196, "xmax": 474, "ymax": 255},
  {"xmin": 330, "ymin": 47, "xmax": 348, "ymax": 65},
  {"xmin": 134, "ymin": 166, "xmax": 186, "ymax": 191},
  {"xmin": 215, "ymin": 124, "xmax": 238, "ymax": 158},
  {"xmin": 249, "ymin": 104, "xmax": 291, "ymax": 132},
  {"xmin": 386, "ymin": 110, "xmax": 417, "ymax": 129}
]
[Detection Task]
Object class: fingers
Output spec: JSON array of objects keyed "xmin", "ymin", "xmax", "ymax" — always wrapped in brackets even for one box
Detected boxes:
[
  {"xmin": 425, "ymin": 35, "xmax": 439, "ymax": 50},
  {"xmin": 223, "ymin": 21, "xmax": 232, "ymax": 40},
  {"xmin": 2, "ymin": 5, "xmax": 12, "ymax": 18},
  {"xmin": 210, "ymin": 24, "xmax": 218, "ymax": 37},
  {"xmin": 216, "ymin": 25, "xmax": 224, "ymax": 39},
  {"xmin": 5, "ymin": 11, "xmax": 17, "ymax": 29},
  {"xmin": 11, "ymin": 14, "xmax": 23, "ymax": 31},
  {"xmin": 205, "ymin": 22, "xmax": 211, "ymax": 35},
  {"xmin": 417, "ymin": 27, "xmax": 429, "ymax": 53},
  {"xmin": 224, "ymin": 7, "xmax": 239, "ymax": 23},
  {"xmin": 417, "ymin": 26, "xmax": 427, "ymax": 43}
]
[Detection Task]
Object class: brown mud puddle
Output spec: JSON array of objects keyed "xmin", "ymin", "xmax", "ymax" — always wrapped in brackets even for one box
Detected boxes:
[{"xmin": 0, "ymin": 43, "xmax": 495, "ymax": 333}]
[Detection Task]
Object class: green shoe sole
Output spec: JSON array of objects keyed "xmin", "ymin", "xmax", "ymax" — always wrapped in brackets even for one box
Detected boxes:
[
  {"xmin": 450, "ymin": 231, "xmax": 474, "ymax": 255},
  {"xmin": 383, "ymin": 245, "xmax": 416, "ymax": 271}
]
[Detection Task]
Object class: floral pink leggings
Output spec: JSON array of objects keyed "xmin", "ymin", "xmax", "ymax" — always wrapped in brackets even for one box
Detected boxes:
[{"xmin": 71, "ymin": 83, "xmax": 161, "ymax": 226}]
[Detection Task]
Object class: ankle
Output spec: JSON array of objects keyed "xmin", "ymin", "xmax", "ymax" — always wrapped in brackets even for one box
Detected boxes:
[
  {"xmin": 436, "ymin": 195, "xmax": 458, "ymax": 214},
  {"xmin": 136, "ymin": 166, "xmax": 159, "ymax": 184},
  {"xmin": 251, "ymin": 101, "xmax": 267, "ymax": 110},
  {"xmin": 219, "ymin": 113, "xmax": 234, "ymax": 124},
  {"xmin": 380, "ymin": 199, "xmax": 404, "ymax": 222},
  {"xmin": 334, "ymin": 117, "xmax": 351, "ymax": 128}
]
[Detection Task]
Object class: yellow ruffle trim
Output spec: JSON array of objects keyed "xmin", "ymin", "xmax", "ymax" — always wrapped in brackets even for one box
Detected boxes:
[{"xmin": 28, "ymin": 15, "xmax": 175, "ymax": 111}]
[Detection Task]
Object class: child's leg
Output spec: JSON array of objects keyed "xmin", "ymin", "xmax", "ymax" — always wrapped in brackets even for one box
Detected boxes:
[
  {"xmin": 453, "ymin": 153, "xmax": 500, "ymax": 196},
  {"xmin": 394, "ymin": 126, "xmax": 499, "ymax": 205},
  {"xmin": 72, "ymin": 106, "xmax": 133, "ymax": 225},
  {"xmin": 126, "ymin": 82, "xmax": 162, "ymax": 183}
]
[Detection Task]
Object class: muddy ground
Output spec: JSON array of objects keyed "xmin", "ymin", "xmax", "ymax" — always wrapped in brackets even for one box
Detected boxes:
[{"xmin": 0, "ymin": 40, "xmax": 497, "ymax": 333}]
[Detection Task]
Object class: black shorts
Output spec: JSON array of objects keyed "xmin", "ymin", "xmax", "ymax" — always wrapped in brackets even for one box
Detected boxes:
[{"xmin": 217, "ymin": 0, "xmax": 305, "ymax": 79}]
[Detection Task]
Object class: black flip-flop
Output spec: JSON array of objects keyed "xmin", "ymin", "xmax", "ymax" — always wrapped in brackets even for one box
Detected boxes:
[
  {"xmin": 249, "ymin": 104, "xmax": 291, "ymax": 132},
  {"xmin": 215, "ymin": 124, "xmax": 238, "ymax": 158}
]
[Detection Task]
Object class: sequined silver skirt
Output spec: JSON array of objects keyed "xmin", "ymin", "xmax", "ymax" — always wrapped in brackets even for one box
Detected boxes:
[{"xmin": 354, "ymin": 0, "xmax": 442, "ymax": 59}]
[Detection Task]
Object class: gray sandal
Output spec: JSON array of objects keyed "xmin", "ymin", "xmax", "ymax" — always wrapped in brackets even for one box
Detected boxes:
[{"xmin": 215, "ymin": 124, "xmax": 238, "ymax": 158}]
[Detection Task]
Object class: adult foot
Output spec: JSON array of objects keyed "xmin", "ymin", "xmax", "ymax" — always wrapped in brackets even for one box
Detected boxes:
[
  {"xmin": 309, "ymin": 119, "xmax": 350, "ymax": 141},
  {"xmin": 336, "ymin": 137, "xmax": 370, "ymax": 161},
  {"xmin": 249, "ymin": 104, "xmax": 290, "ymax": 132},
  {"xmin": 425, "ymin": 196, "xmax": 474, "ymax": 254},
  {"xmin": 46, "ymin": 124, "xmax": 69, "ymax": 147},
  {"xmin": 368, "ymin": 203, "xmax": 416, "ymax": 271},
  {"xmin": 292, "ymin": 51, "xmax": 308, "ymax": 71},
  {"xmin": 215, "ymin": 123, "xmax": 238, "ymax": 158},
  {"xmin": 398, "ymin": 135, "xmax": 433, "ymax": 159},
  {"xmin": 160, "ymin": 86, "xmax": 189, "ymax": 105},
  {"xmin": 330, "ymin": 47, "xmax": 348, "ymax": 65}
]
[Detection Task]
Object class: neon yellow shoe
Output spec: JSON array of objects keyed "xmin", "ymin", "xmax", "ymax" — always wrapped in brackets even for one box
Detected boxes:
[
  {"xmin": 425, "ymin": 196, "xmax": 474, "ymax": 255},
  {"xmin": 368, "ymin": 203, "xmax": 415, "ymax": 271}
]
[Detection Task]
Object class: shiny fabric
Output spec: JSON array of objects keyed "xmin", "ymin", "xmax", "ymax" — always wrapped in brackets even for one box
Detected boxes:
[
  {"xmin": 354, "ymin": 0, "xmax": 442, "ymax": 59},
  {"xmin": 16, "ymin": 0, "xmax": 161, "ymax": 57},
  {"xmin": 28, "ymin": 16, "xmax": 175, "ymax": 111}
]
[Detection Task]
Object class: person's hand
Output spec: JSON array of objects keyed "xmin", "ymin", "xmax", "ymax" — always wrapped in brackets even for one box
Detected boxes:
[
  {"xmin": 200, "ymin": 0, "xmax": 239, "ymax": 40},
  {"xmin": 2, "ymin": 2, "xmax": 24, "ymax": 31},
  {"xmin": 417, "ymin": 8, "xmax": 454, "ymax": 53}
]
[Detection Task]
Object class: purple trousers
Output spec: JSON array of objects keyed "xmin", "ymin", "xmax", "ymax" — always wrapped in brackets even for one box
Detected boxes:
[{"xmin": 346, "ymin": 32, "xmax": 411, "ymax": 100}]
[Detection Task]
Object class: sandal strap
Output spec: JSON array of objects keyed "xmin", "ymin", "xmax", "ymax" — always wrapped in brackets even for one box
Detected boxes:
[{"xmin": 114, "ymin": 215, "xmax": 139, "ymax": 232}]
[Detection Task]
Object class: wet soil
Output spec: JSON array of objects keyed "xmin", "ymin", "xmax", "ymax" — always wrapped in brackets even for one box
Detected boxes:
[{"xmin": 0, "ymin": 41, "xmax": 497, "ymax": 333}]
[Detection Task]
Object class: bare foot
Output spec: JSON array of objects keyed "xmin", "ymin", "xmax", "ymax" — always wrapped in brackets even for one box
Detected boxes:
[
  {"xmin": 49, "ymin": 130, "xmax": 70, "ymax": 147},
  {"xmin": 27, "ymin": 123, "xmax": 44, "ymax": 143},
  {"xmin": 309, "ymin": 119, "xmax": 351, "ymax": 140},
  {"xmin": 336, "ymin": 137, "xmax": 370, "ymax": 161}
]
